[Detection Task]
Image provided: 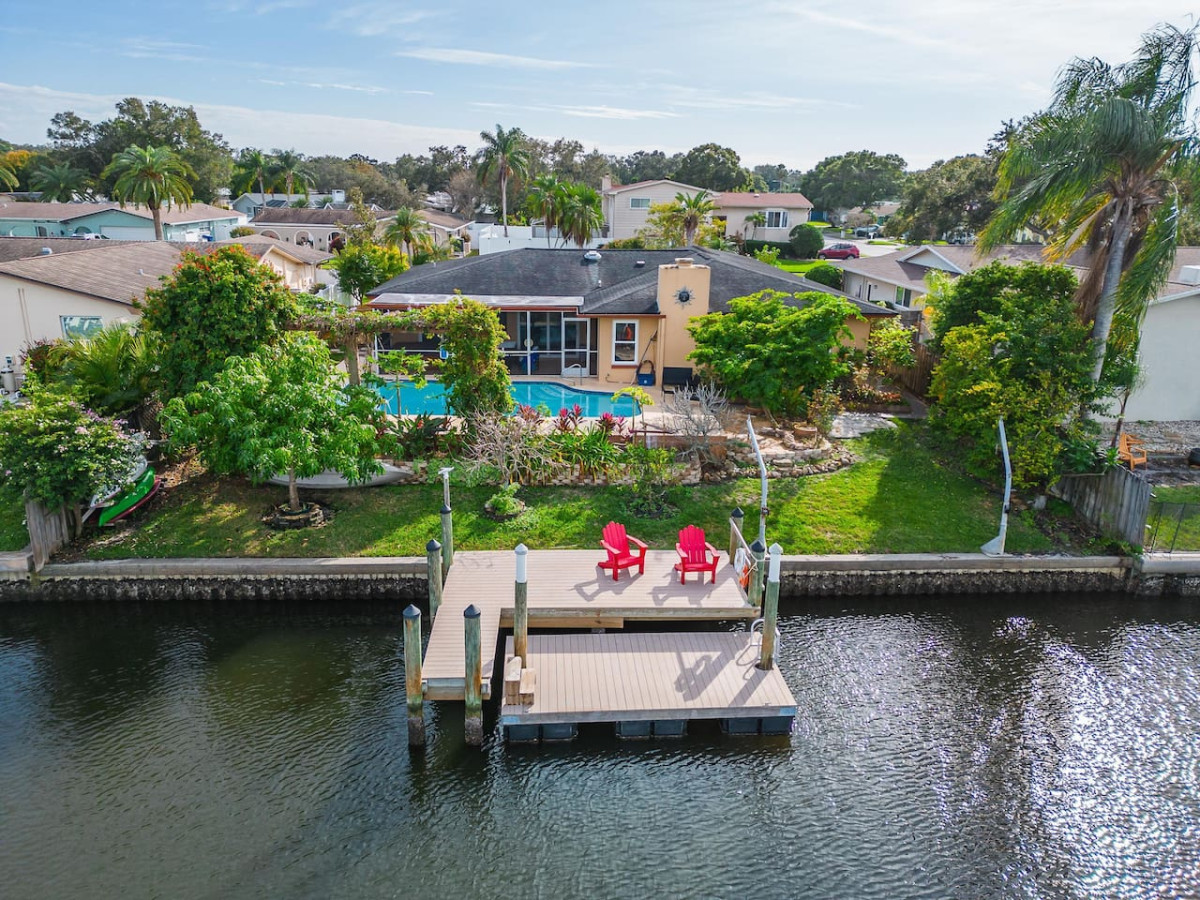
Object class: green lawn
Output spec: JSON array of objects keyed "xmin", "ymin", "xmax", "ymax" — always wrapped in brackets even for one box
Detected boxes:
[
  {"xmin": 0, "ymin": 498, "xmax": 27, "ymax": 552},
  {"xmin": 1148, "ymin": 485, "xmax": 1200, "ymax": 551},
  {"xmin": 776, "ymin": 260, "xmax": 826, "ymax": 275},
  {"xmin": 77, "ymin": 424, "xmax": 1057, "ymax": 560}
]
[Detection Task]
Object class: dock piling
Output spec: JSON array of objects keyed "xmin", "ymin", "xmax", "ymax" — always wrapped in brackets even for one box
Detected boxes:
[
  {"xmin": 426, "ymin": 539, "xmax": 443, "ymax": 619},
  {"xmin": 464, "ymin": 604, "xmax": 483, "ymax": 745},
  {"xmin": 402, "ymin": 604, "xmax": 425, "ymax": 747},
  {"xmin": 729, "ymin": 507, "xmax": 744, "ymax": 564},
  {"xmin": 514, "ymin": 543, "xmax": 529, "ymax": 664},
  {"xmin": 758, "ymin": 543, "xmax": 782, "ymax": 670},
  {"xmin": 440, "ymin": 505, "xmax": 454, "ymax": 578},
  {"xmin": 749, "ymin": 538, "xmax": 766, "ymax": 609}
]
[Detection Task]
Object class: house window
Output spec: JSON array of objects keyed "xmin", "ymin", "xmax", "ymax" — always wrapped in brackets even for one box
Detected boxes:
[
  {"xmin": 765, "ymin": 210, "xmax": 789, "ymax": 229},
  {"xmin": 61, "ymin": 316, "xmax": 103, "ymax": 341},
  {"xmin": 895, "ymin": 287, "xmax": 913, "ymax": 307},
  {"xmin": 629, "ymin": 198, "xmax": 651, "ymax": 209},
  {"xmin": 613, "ymin": 320, "xmax": 638, "ymax": 364}
]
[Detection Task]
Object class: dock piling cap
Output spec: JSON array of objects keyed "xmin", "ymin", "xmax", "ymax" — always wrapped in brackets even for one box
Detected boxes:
[
  {"xmin": 403, "ymin": 604, "xmax": 421, "ymax": 620},
  {"xmin": 732, "ymin": 506, "xmax": 744, "ymax": 518},
  {"xmin": 750, "ymin": 538, "xmax": 766, "ymax": 553},
  {"xmin": 426, "ymin": 538, "xmax": 441, "ymax": 551},
  {"xmin": 464, "ymin": 604, "xmax": 481, "ymax": 619}
]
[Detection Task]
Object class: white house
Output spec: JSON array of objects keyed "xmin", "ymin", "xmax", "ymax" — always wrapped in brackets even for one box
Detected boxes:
[{"xmin": 713, "ymin": 192, "xmax": 813, "ymax": 242}]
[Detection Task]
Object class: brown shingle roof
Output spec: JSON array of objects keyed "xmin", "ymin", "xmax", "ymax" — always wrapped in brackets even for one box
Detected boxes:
[
  {"xmin": 251, "ymin": 207, "xmax": 394, "ymax": 226},
  {"xmin": 0, "ymin": 236, "xmax": 135, "ymax": 264},
  {"xmin": 0, "ymin": 242, "xmax": 187, "ymax": 304},
  {"xmin": 838, "ymin": 244, "xmax": 1054, "ymax": 292},
  {"xmin": 214, "ymin": 235, "xmax": 332, "ymax": 265}
]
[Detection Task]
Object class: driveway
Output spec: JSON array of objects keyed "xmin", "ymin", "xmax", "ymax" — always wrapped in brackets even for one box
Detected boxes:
[{"xmin": 823, "ymin": 236, "xmax": 901, "ymax": 258}]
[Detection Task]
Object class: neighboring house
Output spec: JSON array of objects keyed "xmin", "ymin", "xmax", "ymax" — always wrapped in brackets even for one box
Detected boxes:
[
  {"xmin": 365, "ymin": 246, "xmax": 894, "ymax": 386},
  {"xmin": 231, "ymin": 190, "xmax": 349, "ymax": 217},
  {"xmin": 213, "ymin": 236, "xmax": 332, "ymax": 292},
  {"xmin": 0, "ymin": 201, "xmax": 244, "ymax": 241},
  {"xmin": 601, "ymin": 176, "xmax": 709, "ymax": 241},
  {"xmin": 835, "ymin": 202, "xmax": 901, "ymax": 227},
  {"xmin": 421, "ymin": 210, "xmax": 473, "ymax": 248},
  {"xmin": 0, "ymin": 236, "xmax": 135, "ymax": 264},
  {"xmin": 472, "ymin": 222, "xmax": 601, "ymax": 255},
  {"xmin": 715, "ymin": 192, "xmax": 813, "ymax": 242},
  {"xmin": 249, "ymin": 207, "xmax": 396, "ymax": 252}
]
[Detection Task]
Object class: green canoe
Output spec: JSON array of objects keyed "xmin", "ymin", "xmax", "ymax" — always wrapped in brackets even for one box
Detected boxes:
[{"xmin": 98, "ymin": 467, "xmax": 159, "ymax": 527}]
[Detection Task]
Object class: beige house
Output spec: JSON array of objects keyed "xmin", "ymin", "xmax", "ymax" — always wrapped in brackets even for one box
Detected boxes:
[
  {"xmin": 249, "ymin": 207, "xmax": 396, "ymax": 252},
  {"xmin": 213, "ymin": 236, "xmax": 332, "ymax": 292},
  {"xmin": 600, "ymin": 177, "xmax": 708, "ymax": 242},
  {"xmin": 714, "ymin": 192, "xmax": 813, "ymax": 242},
  {"xmin": 366, "ymin": 246, "xmax": 893, "ymax": 387}
]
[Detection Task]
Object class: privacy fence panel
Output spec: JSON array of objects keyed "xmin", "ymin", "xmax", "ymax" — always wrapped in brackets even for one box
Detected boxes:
[
  {"xmin": 25, "ymin": 501, "xmax": 70, "ymax": 572},
  {"xmin": 888, "ymin": 344, "xmax": 939, "ymax": 398},
  {"xmin": 1052, "ymin": 466, "xmax": 1152, "ymax": 547}
]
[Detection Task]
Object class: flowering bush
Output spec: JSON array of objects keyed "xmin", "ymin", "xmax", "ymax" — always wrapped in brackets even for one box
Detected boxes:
[{"xmin": 0, "ymin": 392, "xmax": 146, "ymax": 510}]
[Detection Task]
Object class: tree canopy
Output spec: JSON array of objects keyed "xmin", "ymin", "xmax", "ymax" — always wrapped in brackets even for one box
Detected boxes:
[
  {"xmin": 672, "ymin": 143, "xmax": 752, "ymax": 191},
  {"xmin": 891, "ymin": 154, "xmax": 998, "ymax": 242},
  {"xmin": 798, "ymin": 150, "xmax": 907, "ymax": 213},
  {"xmin": 102, "ymin": 144, "xmax": 195, "ymax": 240}
]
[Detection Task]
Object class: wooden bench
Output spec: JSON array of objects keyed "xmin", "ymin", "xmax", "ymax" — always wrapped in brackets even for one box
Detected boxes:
[{"xmin": 1118, "ymin": 433, "xmax": 1148, "ymax": 470}]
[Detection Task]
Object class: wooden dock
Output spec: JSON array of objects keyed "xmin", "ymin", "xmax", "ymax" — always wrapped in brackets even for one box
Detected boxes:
[
  {"xmin": 422, "ymin": 550, "xmax": 756, "ymax": 700},
  {"xmin": 499, "ymin": 632, "xmax": 797, "ymax": 741}
]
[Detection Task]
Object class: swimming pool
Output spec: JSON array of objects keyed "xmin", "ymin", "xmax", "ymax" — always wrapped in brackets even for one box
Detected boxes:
[{"xmin": 375, "ymin": 380, "xmax": 641, "ymax": 417}]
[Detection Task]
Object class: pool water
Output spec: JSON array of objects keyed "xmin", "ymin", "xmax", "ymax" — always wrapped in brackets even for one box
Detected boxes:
[{"xmin": 375, "ymin": 379, "xmax": 641, "ymax": 417}]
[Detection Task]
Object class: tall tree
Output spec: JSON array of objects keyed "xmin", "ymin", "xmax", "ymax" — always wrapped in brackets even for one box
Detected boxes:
[
  {"xmin": 477, "ymin": 124, "xmax": 531, "ymax": 236},
  {"xmin": 890, "ymin": 154, "xmax": 998, "ymax": 241},
  {"xmin": 271, "ymin": 149, "xmax": 315, "ymax": 196},
  {"xmin": 30, "ymin": 162, "xmax": 92, "ymax": 202},
  {"xmin": 673, "ymin": 190, "xmax": 717, "ymax": 245},
  {"xmin": 101, "ymin": 144, "xmax": 195, "ymax": 240},
  {"xmin": 0, "ymin": 159, "xmax": 17, "ymax": 191},
  {"xmin": 799, "ymin": 150, "xmax": 907, "ymax": 213},
  {"xmin": 526, "ymin": 174, "xmax": 564, "ymax": 246},
  {"xmin": 383, "ymin": 207, "xmax": 433, "ymax": 259},
  {"xmin": 233, "ymin": 148, "xmax": 275, "ymax": 200},
  {"xmin": 672, "ymin": 143, "xmax": 752, "ymax": 191},
  {"xmin": 980, "ymin": 22, "xmax": 1200, "ymax": 382},
  {"xmin": 557, "ymin": 183, "xmax": 604, "ymax": 248},
  {"xmin": 607, "ymin": 149, "xmax": 681, "ymax": 185}
]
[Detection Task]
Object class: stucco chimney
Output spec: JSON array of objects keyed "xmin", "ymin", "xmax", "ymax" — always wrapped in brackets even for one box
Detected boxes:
[{"xmin": 601, "ymin": 174, "xmax": 613, "ymax": 193}]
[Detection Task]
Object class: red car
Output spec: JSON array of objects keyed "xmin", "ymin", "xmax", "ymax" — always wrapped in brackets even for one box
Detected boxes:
[{"xmin": 818, "ymin": 242, "xmax": 860, "ymax": 260}]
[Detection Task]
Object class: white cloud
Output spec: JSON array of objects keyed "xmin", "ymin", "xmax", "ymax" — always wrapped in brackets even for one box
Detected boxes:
[
  {"xmin": 398, "ymin": 47, "xmax": 597, "ymax": 70},
  {"xmin": 472, "ymin": 101, "xmax": 678, "ymax": 120},
  {"xmin": 335, "ymin": 4, "xmax": 439, "ymax": 37}
]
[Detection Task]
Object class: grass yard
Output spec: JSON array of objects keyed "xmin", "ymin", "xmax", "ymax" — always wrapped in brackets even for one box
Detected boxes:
[
  {"xmin": 776, "ymin": 260, "xmax": 827, "ymax": 275},
  {"xmin": 1148, "ymin": 485, "xmax": 1200, "ymax": 551},
  {"xmin": 0, "ymin": 498, "xmax": 28, "ymax": 552},
  {"xmin": 78, "ymin": 424, "xmax": 1058, "ymax": 560}
]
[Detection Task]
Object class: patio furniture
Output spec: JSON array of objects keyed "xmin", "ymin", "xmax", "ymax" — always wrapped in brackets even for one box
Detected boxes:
[
  {"xmin": 1118, "ymin": 433, "xmax": 1148, "ymax": 470},
  {"xmin": 674, "ymin": 525, "xmax": 720, "ymax": 584},
  {"xmin": 662, "ymin": 366, "xmax": 699, "ymax": 397},
  {"xmin": 598, "ymin": 521, "xmax": 649, "ymax": 581}
]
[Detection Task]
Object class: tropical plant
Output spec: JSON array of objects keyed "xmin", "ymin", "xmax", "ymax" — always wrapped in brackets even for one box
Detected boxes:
[
  {"xmin": 980, "ymin": 23, "xmax": 1200, "ymax": 383},
  {"xmin": 233, "ymin": 148, "xmax": 274, "ymax": 200},
  {"xmin": 30, "ymin": 162, "xmax": 92, "ymax": 202},
  {"xmin": 673, "ymin": 190, "xmax": 716, "ymax": 245},
  {"xmin": 0, "ymin": 159, "xmax": 17, "ymax": 191},
  {"xmin": 101, "ymin": 144, "xmax": 195, "ymax": 240},
  {"xmin": 526, "ymin": 174, "xmax": 564, "ymax": 246},
  {"xmin": 558, "ymin": 182, "xmax": 604, "ymax": 248},
  {"xmin": 43, "ymin": 323, "xmax": 156, "ymax": 421},
  {"xmin": 688, "ymin": 290, "xmax": 859, "ymax": 418},
  {"xmin": 744, "ymin": 211, "xmax": 766, "ymax": 240},
  {"xmin": 421, "ymin": 298, "xmax": 512, "ymax": 419},
  {"xmin": 160, "ymin": 333, "xmax": 384, "ymax": 512},
  {"xmin": 324, "ymin": 243, "xmax": 409, "ymax": 304},
  {"xmin": 138, "ymin": 245, "xmax": 298, "ymax": 399},
  {"xmin": 271, "ymin": 148, "xmax": 315, "ymax": 197},
  {"xmin": 383, "ymin": 207, "xmax": 434, "ymax": 260},
  {"xmin": 477, "ymin": 124, "xmax": 531, "ymax": 236}
]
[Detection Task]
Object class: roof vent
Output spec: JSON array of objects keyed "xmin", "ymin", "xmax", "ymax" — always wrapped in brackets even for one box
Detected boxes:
[
  {"xmin": 634, "ymin": 260, "xmax": 645, "ymax": 267},
  {"xmin": 138, "ymin": 268, "xmax": 146, "ymax": 276},
  {"xmin": 583, "ymin": 250, "xmax": 602, "ymax": 262},
  {"xmin": 39, "ymin": 247, "xmax": 52, "ymax": 256},
  {"xmin": 1179, "ymin": 265, "xmax": 1200, "ymax": 285},
  {"xmin": 674, "ymin": 257, "xmax": 694, "ymax": 267}
]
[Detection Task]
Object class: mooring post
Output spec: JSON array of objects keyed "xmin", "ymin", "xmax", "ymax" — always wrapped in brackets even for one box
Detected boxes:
[
  {"xmin": 464, "ymin": 604, "xmax": 483, "ymax": 746},
  {"xmin": 514, "ymin": 543, "xmax": 529, "ymax": 665},
  {"xmin": 759, "ymin": 543, "xmax": 782, "ymax": 670},
  {"xmin": 729, "ymin": 506, "xmax": 744, "ymax": 564},
  {"xmin": 749, "ymin": 538, "xmax": 766, "ymax": 609},
  {"xmin": 402, "ymin": 604, "xmax": 425, "ymax": 748},
  {"xmin": 426, "ymin": 539, "xmax": 443, "ymax": 619},
  {"xmin": 440, "ymin": 504, "xmax": 454, "ymax": 578}
]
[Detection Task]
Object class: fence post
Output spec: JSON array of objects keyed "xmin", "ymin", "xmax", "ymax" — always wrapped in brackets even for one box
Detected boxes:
[
  {"xmin": 402, "ymin": 604, "xmax": 425, "ymax": 748},
  {"xmin": 514, "ymin": 543, "xmax": 529, "ymax": 665},
  {"xmin": 729, "ymin": 506, "xmax": 744, "ymax": 564},
  {"xmin": 758, "ymin": 543, "xmax": 782, "ymax": 670},
  {"xmin": 440, "ymin": 504, "xmax": 454, "ymax": 578},
  {"xmin": 426, "ymin": 539, "xmax": 443, "ymax": 619},
  {"xmin": 749, "ymin": 538, "xmax": 766, "ymax": 609},
  {"xmin": 464, "ymin": 604, "xmax": 483, "ymax": 746}
]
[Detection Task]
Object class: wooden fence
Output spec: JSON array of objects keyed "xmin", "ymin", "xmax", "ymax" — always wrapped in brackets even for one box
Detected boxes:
[
  {"xmin": 25, "ymin": 501, "xmax": 70, "ymax": 572},
  {"xmin": 1052, "ymin": 465, "xmax": 1152, "ymax": 546},
  {"xmin": 888, "ymin": 344, "xmax": 939, "ymax": 398}
]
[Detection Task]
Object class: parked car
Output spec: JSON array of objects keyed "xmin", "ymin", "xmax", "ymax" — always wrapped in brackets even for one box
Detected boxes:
[
  {"xmin": 853, "ymin": 224, "xmax": 881, "ymax": 238},
  {"xmin": 818, "ymin": 242, "xmax": 860, "ymax": 260}
]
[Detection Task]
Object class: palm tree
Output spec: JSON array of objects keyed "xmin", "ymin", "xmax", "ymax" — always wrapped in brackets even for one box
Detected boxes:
[
  {"xmin": 981, "ymin": 23, "xmax": 1200, "ymax": 383},
  {"xmin": 45, "ymin": 323, "xmax": 157, "ymax": 422},
  {"xmin": 477, "ymin": 124, "xmax": 531, "ymax": 237},
  {"xmin": 557, "ymin": 183, "xmax": 604, "ymax": 248},
  {"xmin": 744, "ymin": 210, "xmax": 766, "ymax": 240},
  {"xmin": 31, "ymin": 162, "xmax": 91, "ymax": 202},
  {"xmin": 673, "ymin": 190, "xmax": 716, "ymax": 245},
  {"xmin": 527, "ymin": 174, "xmax": 563, "ymax": 246},
  {"xmin": 233, "ymin": 148, "xmax": 274, "ymax": 204},
  {"xmin": 384, "ymin": 207, "xmax": 433, "ymax": 260},
  {"xmin": 0, "ymin": 160, "xmax": 17, "ymax": 192},
  {"xmin": 271, "ymin": 149, "xmax": 315, "ymax": 197},
  {"xmin": 102, "ymin": 145, "xmax": 195, "ymax": 240}
]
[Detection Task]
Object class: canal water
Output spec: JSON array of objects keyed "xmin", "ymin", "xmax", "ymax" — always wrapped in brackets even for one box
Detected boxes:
[{"xmin": 1, "ymin": 594, "xmax": 1198, "ymax": 899}]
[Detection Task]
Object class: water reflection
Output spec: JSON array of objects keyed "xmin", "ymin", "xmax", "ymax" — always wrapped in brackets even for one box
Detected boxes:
[{"xmin": 1, "ymin": 595, "xmax": 1197, "ymax": 899}]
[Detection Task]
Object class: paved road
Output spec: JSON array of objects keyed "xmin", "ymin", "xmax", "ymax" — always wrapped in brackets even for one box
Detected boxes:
[{"xmin": 823, "ymin": 236, "xmax": 902, "ymax": 258}]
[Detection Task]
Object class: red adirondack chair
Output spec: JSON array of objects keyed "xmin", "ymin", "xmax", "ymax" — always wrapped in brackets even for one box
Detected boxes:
[
  {"xmin": 598, "ymin": 521, "xmax": 649, "ymax": 581},
  {"xmin": 674, "ymin": 525, "xmax": 720, "ymax": 584}
]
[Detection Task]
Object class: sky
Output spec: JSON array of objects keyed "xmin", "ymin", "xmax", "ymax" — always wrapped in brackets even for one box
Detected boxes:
[{"xmin": 1, "ymin": 1, "xmax": 1196, "ymax": 172}]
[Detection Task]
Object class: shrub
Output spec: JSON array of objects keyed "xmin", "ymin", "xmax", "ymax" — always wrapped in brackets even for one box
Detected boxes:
[
  {"xmin": 485, "ymin": 483, "xmax": 523, "ymax": 517},
  {"xmin": 752, "ymin": 245, "xmax": 780, "ymax": 266},
  {"xmin": 743, "ymin": 239, "xmax": 795, "ymax": 259},
  {"xmin": 622, "ymin": 444, "xmax": 677, "ymax": 517},
  {"xmin": 603, "ymin": 237, "xmax": 645, "ymax": 249},
  {"xmin": 788, "ymin": 223, "xmax": 825, "ymax": 259},
  {"xmin": 229, "ymin": 225, "xmax": 256, "ymax": 237},
  {"xmin": 803, "ymin": 262, "xmax": 844, "ymax": 290}
]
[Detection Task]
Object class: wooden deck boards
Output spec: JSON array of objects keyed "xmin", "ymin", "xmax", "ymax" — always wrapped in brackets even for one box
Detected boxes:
[
  {"xmin": 499, "ymin": 633, "xmax": 797, "ymax": 725},
  {"xmin": 422, "ymin": 550, "xmax": 753, "ymax": 700}
]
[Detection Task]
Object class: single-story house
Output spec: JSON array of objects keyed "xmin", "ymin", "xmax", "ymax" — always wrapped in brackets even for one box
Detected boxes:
[
  {"xmin": 249, "ymin": 207, "xmax": 395, "ymax": 252},
  {"xmin": 714, "ymin": 192, "xmax": 813, "ymax": 242},
  {"xmin": 364, "ymin": 246, "xmax": 895, "ymax": 388},
  {"xmin": 0, "ymin": 237, "xmax": 330, "ymax": 372},
  {"xmin": 0, "ymin": 201, "xmax": 245, "ymax": 241},
  {"xmin": 421, "ymin": 209, "xmax": 473, "ymax": 248},
  {"xmin": 231, "ymin": 191, "xmax": 352, "ymax": 217},
  {"xmin": 0, "ymin": 236, "xmax": 135, "ymax": 264},
  {"xmin": 841, "ymin": 243, "xmax": 1200, "ymax": 422}
]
